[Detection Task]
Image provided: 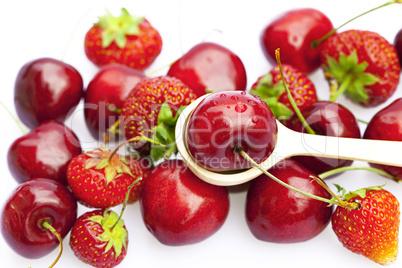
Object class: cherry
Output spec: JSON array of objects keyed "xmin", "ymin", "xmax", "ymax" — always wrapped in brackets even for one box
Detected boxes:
[
  {"xmin": 394, "ymin": 28, "xmax": 402, "ymax": 62},
  {"xmin": 363, "ymin": 98, "xmax": 402, "ymax": 181},
  {"xmin": 139, "ymin": 159, "xmax": 229, "ymax": 246},
  {"xmin": 246, "ymin": 159, "xmax": 333, "ymax": 243},
  {"xmin": 286, "ymin": 101, "xmax": 361, "ymax": 176},
  {"xmin": 14, "ymin": 57, "xmax": 84, "ymax": 129},
  {"xmin": 7, "ymin": 120, "xmax": 82, "ymax": 184},
  {"xmin": 186, "ymin": 91, "xmax": 278, "ymax": 171},
  {"xmin": 167, "ymin": 42, "xmax": 247, "ymax": 98},
  {"xmin": 260, "ymin": 8, "xmax": 333, "ymax": 73},
  {"xmin": 84, "ymin": 64, "xmax": 146, "ymax": 140},
  {"xmin": 1, "ymin": 177, "xmax": 77, "ymax": 259}
]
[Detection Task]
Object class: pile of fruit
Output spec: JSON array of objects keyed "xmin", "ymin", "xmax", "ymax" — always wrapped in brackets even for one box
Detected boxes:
[{"xmin": 1, "ymin": 1, "xmax": 401, "ymax": 267}]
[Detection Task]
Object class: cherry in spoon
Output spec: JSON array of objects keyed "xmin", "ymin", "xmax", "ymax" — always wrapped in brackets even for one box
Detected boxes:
[{"xmin": 176, "ymin": 93, "xmax": 402, "ymax": 186}]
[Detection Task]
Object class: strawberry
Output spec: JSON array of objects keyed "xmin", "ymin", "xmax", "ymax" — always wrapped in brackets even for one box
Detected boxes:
[
  {"xmin": 249, "ymin": 64, "xmax": 318, "ymax": 122},
  {"xmin": 70, "ymin": 209, "xmax": 128, "ymax": 268},
  {"xmin": 320, "ymin": 29, "xmax": 401, "ymax": 107},
  {"xmin": 121, "ymin": 75, "xmax": 197, "ymax": 162},
  {"xmin": 84, "ymin": 8, "xmax": 162, "ymax": 71},
  {"xmin": 332, "ymin": 186, "xmax": 400, "ymax": 265},
  {"xmin": 66, "ymin": 147, "xmax": 144, "ymax": 208}
]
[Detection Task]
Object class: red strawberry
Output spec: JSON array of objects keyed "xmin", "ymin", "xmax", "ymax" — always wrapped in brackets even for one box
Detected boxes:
[
  {"xmin": 121, "ymin": 75, "xmax": 197, "ymax": 162},
  {"xmin": 332, "ymin": 186, "xmax": 400, "ymax": 265},
  {"xmin": 70, "ymin": 209, "xmax": 128, "ymax": 268},
  {"xmin": 66, "ymin": 147, "xmax": 144, "ymax": 208},
  {"xmin": 249, "ymin": 64, "xmax": 318, "ymax": 122},
  {"xmin": 84, "ymin": 8, "xmax": 162, "ymax": 71},
  {"xmin": 320, "ymin": 30, "xmax": 401, "ymax": 107}
]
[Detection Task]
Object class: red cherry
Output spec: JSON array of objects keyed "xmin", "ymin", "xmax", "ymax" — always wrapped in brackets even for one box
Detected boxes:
[
  {"xmin": 1, "ymin": 178, "xmax": 77, "ymax": 259},
  {"xmin": 7, "ymin": 121, "xmax": 82, "ymax": 184},
  {"xmin": 261, "ymin": 8, "xmax": 333, "ymax": 73},
  {"xmin": 84, "ymin": 64, "xmax": 145, "ymax": 140},
  {"xmin": 246, "ymin": 159, "xmax": 333, "ymax": 243},
  {"xmin": 286, "ymin": 101, "xmax": 361, "ymax": 175},
  {"xmin": 363, "ymin": 98, "xmax": 402, "ymax": 181},
  {"xmin": 140, "ymin": 159, "xmax": 229, "ymax": 246},
  {"xmin": 167, "ymin": 42, "xmax": 247, "ymax": 98},
  {"xmin": 14, "ymin": 58, "xmax": 84, "ymax": 129},
  {"xmin": 394, "ymin": 28, "xmax": 402, "ymax": 62},
  {"xmin": 186, "ymin": 91, "xmax": 277, "ymax": 171}
]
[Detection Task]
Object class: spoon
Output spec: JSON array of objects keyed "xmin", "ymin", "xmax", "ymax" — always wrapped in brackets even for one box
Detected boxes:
[{"xmin": 175, "ymin": 95, "xmax": 402, "ymax": 186}]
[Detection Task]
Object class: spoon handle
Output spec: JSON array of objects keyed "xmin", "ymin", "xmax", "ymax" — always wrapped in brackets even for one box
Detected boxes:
[{"xmin": 282, "ymin": 125, "xmax": 402, "ymax": 167}]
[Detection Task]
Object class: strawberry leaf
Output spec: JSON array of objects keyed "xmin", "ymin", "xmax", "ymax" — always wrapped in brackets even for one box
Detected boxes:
[
  {"xmin": 97, "ymin": 8, "xmax": 144, "ymax": 49},
  {"xmin": 324, "ymin": 51, "xmax": 379, "ymax": 104}
]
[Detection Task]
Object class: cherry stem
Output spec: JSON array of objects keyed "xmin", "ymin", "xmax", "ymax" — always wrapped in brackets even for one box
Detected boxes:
[
  {"xmin": 319, "ymin": 166, "xmax": 397, "ymax": 181},
  {"xmin": 330, "ymin": 75, "xmax": 352, "ymax": 102},
  {"xmin": 41, "ymin": 221, "xmax": 63, "ymax": 268},
  {"xmin": 238, "ymin": 149, "xmax": 358, "ymax": 209},
  {"xmin": 311, "ymin": 0, "xmax": 399, "ymax": 49},
  {"xmin": 107, "ymin": 136, "xmax": 163, "ymax": 165},
  {"xmin": 275, "ymin": 48, "xmax": 316, "ymax": 135},
  {"xmin": 0, "ymin": 101, "xmax": 27, "ymax": 135},
  {"xmin": 111, "ymin": 177, "xmax": 141, "ymax": 230}
]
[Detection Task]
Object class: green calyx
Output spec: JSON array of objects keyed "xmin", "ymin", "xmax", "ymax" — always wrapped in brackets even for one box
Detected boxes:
[
  {"xmin": 84, "ymin": 147, "xmax": 134, "ymax": 184},
  {"xmin": 334, "ymin": 184, "xmax": 384, "ymax": 202},
  {"xmin": 87, "ymin": 210, "xmax": 128, "ymax": 259},
  {"xmin": 249, "ymin": 73, "xmax": 294, "ymax": 121},
  {"xmin": 324, "ymin": 51, "xmax": 379, "ymax": 103},
  {"xmin": 150, "ymin": 102, "xmax": 187, "ymax": 163},
  {"xmin": 97, "ymin": 8, "xmax": 144, "ymax": 48}
]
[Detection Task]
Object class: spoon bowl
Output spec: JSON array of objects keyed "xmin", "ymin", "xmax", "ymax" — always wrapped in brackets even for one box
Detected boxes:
[{"xmin": 175, "ymin": 95, "xmax": 402, "ymax": 186}]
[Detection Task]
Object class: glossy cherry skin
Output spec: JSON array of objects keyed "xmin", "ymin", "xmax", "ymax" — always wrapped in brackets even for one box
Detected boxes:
[
  {"xmin": 1, "ymin": 178, "xmax": 77, "ymax": 258},
  {"xmin": 167, "ymin": 42, "xmax": 247, "ymax": 98},
  {"xmin": 140, "ymin": 159, "xmax": 229, "ymax": 246},
  {"xmin": 7, "ymin": 120, "xmax": 82, "ymax": 184},
  {"xmin": 14, "ymin": 57, "xmax": 84, "ymax": 129},
  {"xmin": 246, "ymin": 159, "xmax": 333, "ymax": 243},
  {"xmin": 261, "ymin": 8, "xmax": 333, "ymax": 73},
  {"xmin": 394, "ymin": 28, "xmax": 402, "ymax": 62},
  {"xmin": 286, "ymin": 101, "xmax": 361, "ymax": 176},
  {"xmin": 84, "ymin": 64, "xmax": 145, "ymax": 140},
  {"xmin": 186, "ymin": 91, "xmax": 278, "ymax": 171},
  {"xmin": 363, "ymin": 98, "xmax": 402, "ymax": 181}
]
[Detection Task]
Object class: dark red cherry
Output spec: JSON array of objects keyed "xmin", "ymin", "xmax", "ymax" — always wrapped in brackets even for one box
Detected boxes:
[
  {"xmin": 1, "ymin": 178, "xmax": 77, "ymax": 259},
  {"xmin": 7, "ymin": 121, "xmax": 82, "ymax": 184},
  {"xmin": 140, "ymin": 159, "xmax": 229, "ymax": 246},
  {"xmin": 186, "ymin": 91, "xmax": 277, "ymax": 171},
  {"xmin": 394, "ymin": 28, "xmax": 402, "ymax": 62},
  {"xmin": 84, "ymin": 64, "xmax": 145, "ymax": 140},
  {"xmin": 246, "ymin": 159, "xmax": 333, "ymax": 243},
  {"xmin": 286, "ymin": 101, "xmax": 361, "ymax": 176},
  {"xmin": 14, "ymin": 57, "xmax": 84, "ymax": 129},
  {"xmin": 363, "ymin": 98, "xmax": 402, "ymax": 181},
  {"xmin": 167, "ymin": 42, "xmax": 247, "ymax": 98},
  {"xmin": 261, "ymin": 8, "xmax": 333, "ymax": 73}
]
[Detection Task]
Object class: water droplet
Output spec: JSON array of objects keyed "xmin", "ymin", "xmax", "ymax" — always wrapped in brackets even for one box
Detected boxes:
[
  {"xmin": 211, "ymin": 100, "xmax": 218, "ymax": 106},
  {"xmin": 231, "ymin": 95, "xmax": 239, "ymax": 101},
  {"xmin": 251, "ymin": 116, "xmax": 259, "ymax": 124},
  {"xmin": 240, "ymin": 91, "xmax": 246, "ymax": 95},
  {"xmin": 235, "ymin": 103, "xmax": 247, "ymax": 113},
  {"xmin": 220, "ymin": 93, "xmax": 226, "ymax": 98}
]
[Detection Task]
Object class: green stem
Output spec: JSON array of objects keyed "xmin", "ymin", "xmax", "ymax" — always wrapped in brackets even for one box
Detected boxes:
[
  {"xmin": 319, "ymin": 166, "xmax": 397, "ymax": 181},
  {"xmin": 275, "ymin": 49, "xmax": 316, "ymax": 135},
  {"xmin": 330, "ymin": 75, "xmax": 352, "ymax": 102},
  {"xmin": 239, "ymin": 150, "xmax": 335, "ymax": 205},
  {"xmin": 111, "ymin": 177, "xmax": 141, "ymax": 230},
  {"xmin": 312, "ymin": 0, "xmax": 398, "ymax": 48},
  {"xmin": 0, "ymin": 101, "xmax": 27, "ymax": 135},
  {"xmin": 41, "ymin": 221, "xmax": 63, "ymax": 268}
]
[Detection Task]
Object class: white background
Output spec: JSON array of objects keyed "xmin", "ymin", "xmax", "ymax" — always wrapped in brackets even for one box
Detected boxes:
[{"xmin": 1, "ymin": 0, "xmax": 402, "ymax": 267}]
